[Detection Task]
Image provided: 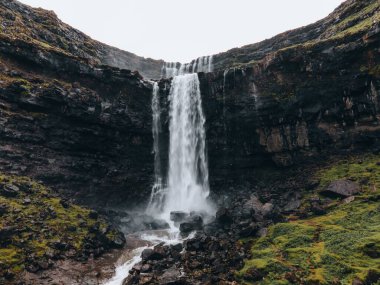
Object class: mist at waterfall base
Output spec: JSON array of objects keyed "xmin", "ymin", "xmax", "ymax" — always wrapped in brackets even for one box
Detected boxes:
[{"xmin": 103, "ymin": 57, "xmax": 215, "ymax": 285}]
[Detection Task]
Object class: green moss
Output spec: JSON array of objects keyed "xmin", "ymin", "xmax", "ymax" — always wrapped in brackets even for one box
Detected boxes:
[
  {"xmin": 317, "ymin": 154, "xmax": 380, "ymax": 192},
  {"xmin": 238, "ymin": 155, "xmax": 380, "ymax": 284},
  {"xmin": 332, "ymin": 12, "xmax": 380, "ymax": 40},
  {"xmin": 327, "ymin": 1, "xmax": 379, "ymax": 38},
  {"xmin": 0, "ymin": 174, "xmax": 112, "ymax": 278}
]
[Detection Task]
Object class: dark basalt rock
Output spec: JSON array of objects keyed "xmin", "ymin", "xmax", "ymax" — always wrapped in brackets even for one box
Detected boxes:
[
  {"xmin": 170, "ymin": 211, "xmax": 188, "ymax": 223},
  {"xmin": 179, "ymin": 215, "xmax": 204, "ymax": 234},
  {"xmin": 215, "ymin": 207, "xmax": 233, "ymax": 224},
  {"xmin": 141, "ymin": 247, "xmax": 165, "ymax": 261}
]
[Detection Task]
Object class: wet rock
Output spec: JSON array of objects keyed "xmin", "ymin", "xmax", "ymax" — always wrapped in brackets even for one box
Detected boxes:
[
  {"xmin": 141, "ymin": 247, "xmax": 164, "ymax": 261},
  {"xmin": 138, "ymin": 215, "xmax": 170, "ymax": 231},
  {"xmin": 157, "ymin": 267, "xmax": 185, "ymax": 284},
  {"xmin": 131, "ymin": 263, "xmax": 142, "ymax": 272},
  {"xmin": 216, "ymin": 207, "xmax": 233, "ymax": 224},
  {"xmin": 140, "ymin": 264, "xmax": 152, "ymax": 273},
  {"xmin": 179, "ymin": 215, "xmax": 203, "ymax": 233},
  {"xmin": 320, "ymin": 179, "xmax": 361, "ymax": 198},
  {"xmin": 138, "ymin": 273, "xmax": 154, "ymax": 285},
  {"xmin": 170, "ymin": 211, "xmax": 188, "ymax": 223}
]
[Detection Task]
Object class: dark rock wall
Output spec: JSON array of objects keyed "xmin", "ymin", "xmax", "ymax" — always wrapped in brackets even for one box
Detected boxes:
[
  {"xmin": 198, "ymin": 22, "xmax": 380, "ymax": 190},
  {"xmin": 0, "ymin": 38, "xmax": 155, "ymax": 208}
]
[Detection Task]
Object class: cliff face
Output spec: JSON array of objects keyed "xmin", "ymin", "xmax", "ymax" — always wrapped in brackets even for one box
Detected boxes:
[
  {"xmin": 0, "ymin": 0, "xmax": 164, "ymax": 79},
  {"xmin": 0, "ymin": 0, "xmax": 379, "ymax": 208},
  {"xmin": 0, "ymin": 28, "xmax": 155, "ymax": 207}
]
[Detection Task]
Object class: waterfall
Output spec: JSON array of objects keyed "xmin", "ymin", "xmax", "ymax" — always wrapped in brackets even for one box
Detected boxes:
[
  {"xmin": 147, "ymin": 58, "xmax": 214, "ymax": 219},
  {"xmin": 147, "ymin": 82, "xmax": 164, "ymax": 213},
  {"xmin": 164, "ymin": 73, "xmax": 212, "ymax": 215}
]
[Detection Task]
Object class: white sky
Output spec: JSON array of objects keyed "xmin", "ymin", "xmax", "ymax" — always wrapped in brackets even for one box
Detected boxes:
[{"xmin": 18, "ymin": 0, "xmax": 345, "ymax": 62}]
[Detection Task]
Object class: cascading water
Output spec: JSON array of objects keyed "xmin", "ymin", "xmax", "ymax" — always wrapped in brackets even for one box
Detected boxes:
[
  {"xmin": 146, "ymin": 82, "xmax": 164, "ymax": 213},
  {"xmin": 163, "ymin": 73, "xmax": 212, "ymax": 217},
  {"xmin": 148, "ymin": 55, "xmax": 215, "ymax": 219}
]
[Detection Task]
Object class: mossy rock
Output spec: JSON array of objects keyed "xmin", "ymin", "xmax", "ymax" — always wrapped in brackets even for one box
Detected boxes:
[{"xmin": 0, "ymin": 174, "xmax": 124, "ymax": 282}]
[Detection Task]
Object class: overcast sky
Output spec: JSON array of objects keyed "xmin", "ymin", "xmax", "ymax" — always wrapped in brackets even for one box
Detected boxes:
[{"xmin": 19, "ymin": 0, "xmax": 345, "ymax": 62}]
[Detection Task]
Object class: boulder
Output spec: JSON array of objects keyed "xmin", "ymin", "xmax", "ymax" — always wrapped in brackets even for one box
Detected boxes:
[
  {"xmin": 262, "ymin": 203, "xmax": 274, "ymax": 217},
  {"xmin": 215, "ymin": 207, "xmax": 233, "ymax": 224},
  {"xmin": 0, "ymin": 184, "xmax": 20, "ymax": 197},
  {"xmin": 157, "ymin": 267, "xmax": 186, "ymax": 284},
  {"xmin": 320, "ymin": 179, "xmax": 361, "ymax": 198},
  {"xmin": 141, "ymin": 246, "xmax": 165, "ymax": 261},
  {"xmin": 179, "ymin": 215, "xmax": 203, "ymax": 233},
  {"xmin": 170, "ymin": 211, "xmax": 188, "ymax": 223},
  {"xmin": 141, "ymin": 248, "xmax": 155, "ymax": 261},
  {"xmin": 243, "ymin": 196, "xmax": 263, "ymax": 215}
]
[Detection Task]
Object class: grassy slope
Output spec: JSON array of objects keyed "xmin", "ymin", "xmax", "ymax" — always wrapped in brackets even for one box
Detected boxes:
[{"xmin": 238, "ymin": 155, "xmax": 380, "ymax": 285}]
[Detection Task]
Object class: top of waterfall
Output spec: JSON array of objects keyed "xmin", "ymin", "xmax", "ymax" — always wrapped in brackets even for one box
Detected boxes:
[{"xmin": 161, "ymin": 55, "xmax": 213, "ymax": 78}]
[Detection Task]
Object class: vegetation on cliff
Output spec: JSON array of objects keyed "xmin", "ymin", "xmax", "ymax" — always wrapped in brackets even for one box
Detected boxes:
[
  {"xmin": 0, "ymin": 174, "xmax": 124, "ymax": 282},
  {"xmin": 238, "ymin": 155, "xmax": 380, "ymax": 285}
]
